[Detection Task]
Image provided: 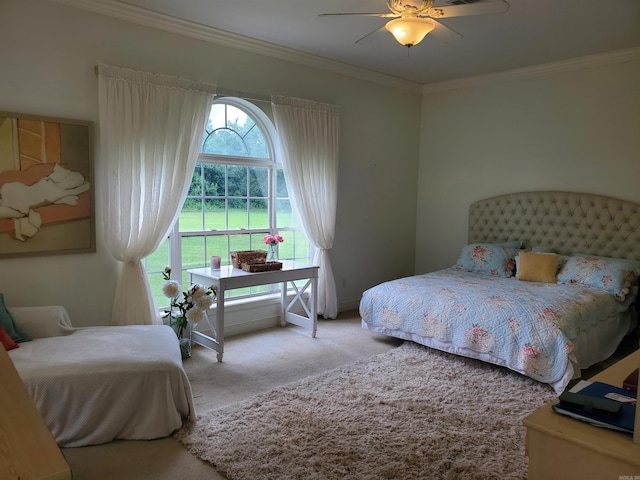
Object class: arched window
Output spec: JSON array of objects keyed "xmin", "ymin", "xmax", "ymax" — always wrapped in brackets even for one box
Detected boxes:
[{"xmin": 145, "ymin": 98, "xmax": 309, "ymax": 307}]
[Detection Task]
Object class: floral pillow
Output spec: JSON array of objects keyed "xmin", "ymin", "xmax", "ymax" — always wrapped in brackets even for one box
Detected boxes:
[
  {"xmin": 556, "ymin": 254, "xmax": 640, "ymax": 302},
  {"xmin": 454, "ymin": 243, "xmax": 518, "ymax": 277}
]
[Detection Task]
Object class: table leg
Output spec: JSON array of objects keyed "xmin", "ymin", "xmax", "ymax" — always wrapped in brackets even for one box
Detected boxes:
[
  {"xmin": 280, "ymin": 277, "xmax": 317, "ymax": 337},
  {"xmin": 216, "ymin": 288, "xmax": 225, "ymax": 362},
  {"xmin": 280, "ymin": 281, "xmax": 287, "ymax": 327},
  {"xmin": 310, "ymin": 276, "xmax": 317, "ymax": 338}
]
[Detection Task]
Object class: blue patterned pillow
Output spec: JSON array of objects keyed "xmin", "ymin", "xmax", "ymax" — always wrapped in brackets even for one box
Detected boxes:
[
  {"xmin": 557, "ymin": 254, "xmax": 640, "ymax": 302},
  {"xmin": 454, "ymin": 244, "xmax": 518, "ymax": 277}
]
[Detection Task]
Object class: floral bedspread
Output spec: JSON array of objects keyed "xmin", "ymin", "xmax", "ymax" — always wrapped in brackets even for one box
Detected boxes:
[{"xmin": 359, "ymin": 269, "xmax": 625, "ymax": 388}]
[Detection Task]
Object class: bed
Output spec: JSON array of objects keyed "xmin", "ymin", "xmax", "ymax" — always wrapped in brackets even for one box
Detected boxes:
[
  {"xmin": 6, "ymin": 305, "xmax": 194, "ymax": 447},
  {"xmin": 360, "ymin": 191, "xmax": 640, "ymax": 394}
]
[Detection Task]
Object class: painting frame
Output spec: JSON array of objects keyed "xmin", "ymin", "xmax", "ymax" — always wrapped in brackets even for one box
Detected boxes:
[{"xmin": 0, "ymin": 111, "xmax": 95, "ymax": 258}]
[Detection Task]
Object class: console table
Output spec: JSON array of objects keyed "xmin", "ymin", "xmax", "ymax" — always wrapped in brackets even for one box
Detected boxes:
[
  {"xmin": 188, "ymin": 261, "xmax": 319, "ymax": 362},
  {"xmin": 523, "ymin": 349, "xmax": 640, "ymax": 479}
]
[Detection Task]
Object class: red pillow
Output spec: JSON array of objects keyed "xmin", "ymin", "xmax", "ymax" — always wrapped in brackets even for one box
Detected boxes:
[{"xmin": 0, "ymin": 325, "xmax": 19, "ymax": 351}]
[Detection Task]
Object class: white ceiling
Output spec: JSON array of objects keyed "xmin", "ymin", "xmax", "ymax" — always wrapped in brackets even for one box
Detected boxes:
[{"xmin": 87, "ymin": 0, "xmax": 640, "ymax": 85}]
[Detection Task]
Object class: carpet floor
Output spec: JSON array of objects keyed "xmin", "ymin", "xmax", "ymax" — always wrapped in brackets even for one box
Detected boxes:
[{"xmin": 175, "ymin": 341, "xmax": 559, "ymax": 480}]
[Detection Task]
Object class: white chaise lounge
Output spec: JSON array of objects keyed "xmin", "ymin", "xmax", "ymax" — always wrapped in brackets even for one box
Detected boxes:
[{"xmin": 7, "ymin": 305, "xmax": 194, "ymax": 447}]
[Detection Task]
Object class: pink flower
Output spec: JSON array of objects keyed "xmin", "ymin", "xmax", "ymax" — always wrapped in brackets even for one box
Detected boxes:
[
  {"xmin": 263, "ymin": 234, "xmax": 284, "ymax": 244},
  {"xmin": 522, "ymin": 345, "xmax": 538, "ymax": 358},
  {"xmin": 469, "ymin": 325, "xmax": 486, "ymax": 338},
  {"xmin": 508, "ymin": 318, "xmax": 519, "ymax": 331}
]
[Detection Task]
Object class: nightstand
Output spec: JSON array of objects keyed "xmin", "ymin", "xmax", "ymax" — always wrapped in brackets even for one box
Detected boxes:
[{"xmin": 523, "ymin": 350, "xmax": 640, "ymax": 479}]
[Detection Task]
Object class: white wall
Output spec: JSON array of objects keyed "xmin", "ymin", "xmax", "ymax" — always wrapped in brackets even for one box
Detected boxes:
[
  {"xmin": 416, "ymin": 57, "xmax": 640, "ymax": 274},
  {"xmin": 0, "ymin": 0, "xmax": 421, "ymax": 325}
]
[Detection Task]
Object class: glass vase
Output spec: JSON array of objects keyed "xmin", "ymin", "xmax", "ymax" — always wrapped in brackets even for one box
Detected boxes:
[
  {"xmin": 179, "ymin": 337, "xmax": 192, "ymax": 359},
  {"xmin": 266, "ymin": 243, "xmax": 278, "ymax": 262}
]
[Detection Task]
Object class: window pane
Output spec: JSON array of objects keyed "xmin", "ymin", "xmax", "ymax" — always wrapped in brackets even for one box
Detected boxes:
[
  {"xmin": 203, "ymin": 129, "xmax": 247, "ymax": 156},
  {"xmin": 182, "ymin": 236, "xmax": 205, "ymax": 270},
  {"xmin": 145, "ymin": 237, "xmax": 169, "ymax": 272},
  {"xmin": 207, "ymin": 103, "xmax": 226, "ymax": 130},
  {"xmin": 276, "ymin": 198, "xmax": 293, "ymax": 229},
  {"xmin": 201, "ymin": 104, "xmax": 269, "ymax": 158},
  {"xmin": 145, "ymin": 237, "xmax": 170, "ymax": 308},
  {"xmin": 180, "ymin": 199, "xmax": 203, "ymax": 232},
  {"xmin": 204, "ymin": 198, "xmax": 226, "ymax": 231},
  {"xmin": 251, "ymin": 232, "xmax": 266, "ymax": 250},
  {"xmin": 277, "ymin": 231, "xmax": 292, "ymax": 260},
  {"xmin": 245, "ymin": 126, "xmax": 268, "ymax": 158},
  {"xmin": 228, "ymin": 165, "xmax": 247, "ymax": 197},
  {"xmin": 249, "ymin": 167, "xmax": 268, "ymax": 198},
  {"xmin": 203, "ymin": 163, "xmax": 225, "ymax": 196},
  {"xmin": 293, "ymin": 230, "xmax": 310, "ymax": 259},
  {"xmin": 249, "ymin": 199, "xmax": 268, "ymax": 229},
  {"xmin": 276, "ymin": 169, "xmax": 288, "ymax": 197},
  {"xmin": 188, "ymin": 164, "xmax": 203, "ymax": 196},
  {"xmin": 228, "ymin": 199, "xmax": 248, "ymax": 229},
  {"xmin": 229, "ymin": 233, "xmax": 251, "ymax": 253},
  {"xmin": 226, "ymin": 105, "xmax": 253, "ymax": 137},
  {"xmin": 206, "ymin": 235, "xmax": 229, "ymax": 266}
]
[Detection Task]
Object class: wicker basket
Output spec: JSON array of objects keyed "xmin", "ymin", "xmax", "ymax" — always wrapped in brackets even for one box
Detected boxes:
[
  {"xmin": 230, "ymin": 250, "xmax": 267, "ymax": 268},
  {"xmin": 242, "ymin": 261, "xmax": 283, "ymax": 273}
]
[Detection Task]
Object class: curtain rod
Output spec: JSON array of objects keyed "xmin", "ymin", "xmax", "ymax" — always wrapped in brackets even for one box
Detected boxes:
[
  {"xmin": 94, "ymin": 65, "xmax": 271, "ymax": 104},
  {"xmin": 215, "ymin": 87, "xmax": 271, "ymax": 104}
]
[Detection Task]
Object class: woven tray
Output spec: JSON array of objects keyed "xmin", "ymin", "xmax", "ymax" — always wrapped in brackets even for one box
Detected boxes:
[
  {"xmin": 231, "ymin": 250, "xmax": 267, "ymax": 268},
  {"xmin": 242, "ymin": 261, "xmax": 283, "ymax": 272}
]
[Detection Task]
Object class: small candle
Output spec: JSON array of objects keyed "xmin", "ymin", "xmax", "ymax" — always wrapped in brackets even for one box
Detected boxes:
[{"xmin": 211, "ymin": 255, "xmax": 221, "ymax": 269}]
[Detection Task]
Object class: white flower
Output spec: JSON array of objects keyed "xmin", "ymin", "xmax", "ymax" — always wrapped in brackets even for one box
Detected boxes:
[
  {"xmin": 191, "ymin": 286, "xmax": 206, "ymax": 298},
  {"xmin": 195, "ymin": 294, "xmax": 213, "ymax": 310},
  {"xmin": 162, "ymin": 280, "xmax": 181, "ymax": 299},
  {"xmin": 186, "ymin": 308, "xmax": 204, "ymax": 324}
]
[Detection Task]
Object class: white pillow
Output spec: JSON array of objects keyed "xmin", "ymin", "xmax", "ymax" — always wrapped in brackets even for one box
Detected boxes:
[{"xmin": 8, "ymin": 306, "xmax": 76, "ymax": 339}]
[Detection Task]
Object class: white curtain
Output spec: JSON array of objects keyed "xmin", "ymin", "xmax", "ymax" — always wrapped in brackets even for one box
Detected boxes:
[
  {"xmin": 98, "ymin": 64, "xmax": 216, "ymax": 325},
  {"xmin": 271, "ymin": 95, "xmax": 340, "ymax": 319}
]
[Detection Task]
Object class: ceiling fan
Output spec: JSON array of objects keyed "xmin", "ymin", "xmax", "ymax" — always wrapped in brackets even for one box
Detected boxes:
[{"xmin": 319, "ymin": 0, "xmax": 510, "ymax": 48}]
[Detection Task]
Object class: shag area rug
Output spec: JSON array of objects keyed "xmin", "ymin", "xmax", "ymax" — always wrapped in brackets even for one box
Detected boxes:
[{"xmin": 175, "ymin": 342, "xmax": 558, "ymax": 480}]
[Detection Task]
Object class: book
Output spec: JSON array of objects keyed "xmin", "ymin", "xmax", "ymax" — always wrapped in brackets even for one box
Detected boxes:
[{"xmin": 552, "ymin": 380, "xmax": 637, "ymax": 434}]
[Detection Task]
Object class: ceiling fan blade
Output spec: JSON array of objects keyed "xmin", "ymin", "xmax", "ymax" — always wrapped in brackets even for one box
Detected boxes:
[
  {"xmin": 430, "ymin": 0, "xmax": 509, "ymax": 19},
  {"xmin": 429, "ymin": 20, "xmax": 463, "ymax": 43},
  {"xmin": 355, "ymin": 25, "xmax": 387, "ymax": 44},
  {"xmin": 319, "ymin": 13, "xmax": 398, "ymax": 18}
]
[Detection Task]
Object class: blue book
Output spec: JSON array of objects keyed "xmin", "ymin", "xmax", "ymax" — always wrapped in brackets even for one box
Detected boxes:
[{"xmin": 552, "ymin": 380, "xmax": 637, "ymax": 434}]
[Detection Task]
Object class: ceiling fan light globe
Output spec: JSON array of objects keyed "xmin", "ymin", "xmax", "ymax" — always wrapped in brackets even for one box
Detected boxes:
[{"xmin": 385, "ymin": 17, "xmax": 435, "ymax": 47}]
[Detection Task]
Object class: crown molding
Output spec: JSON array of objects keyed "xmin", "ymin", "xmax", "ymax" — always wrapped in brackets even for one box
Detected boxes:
[
  {"xmin": 50, "ymin": 0, "xmax": 423, "ymax": 94},
  {"xmin": 423, "ymin": 47, "xmax": 640, "ymax": 94}
]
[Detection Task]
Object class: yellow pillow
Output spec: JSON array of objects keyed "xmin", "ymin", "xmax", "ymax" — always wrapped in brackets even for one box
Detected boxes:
[{"xmin": 516, "ymin": 252, "xmax": 559, "ymax": 283}]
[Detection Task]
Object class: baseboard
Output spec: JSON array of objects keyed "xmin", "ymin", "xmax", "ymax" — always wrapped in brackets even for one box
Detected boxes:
[
  {"xmin": 191, "ymin": 294, "xmax": 363, "ymax": 338},
  {"xmin": 193, "ymin": 292, "xmax": 306, "ymax": 338},
  {"xmin": 339, "ymin": 298, "xmax": 361, "ymax": 313}
]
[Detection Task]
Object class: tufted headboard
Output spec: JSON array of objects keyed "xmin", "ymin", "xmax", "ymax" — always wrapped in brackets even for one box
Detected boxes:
[{"xmin": 468, "ymin": 191, "xmax": 640, "ymax": 261}]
